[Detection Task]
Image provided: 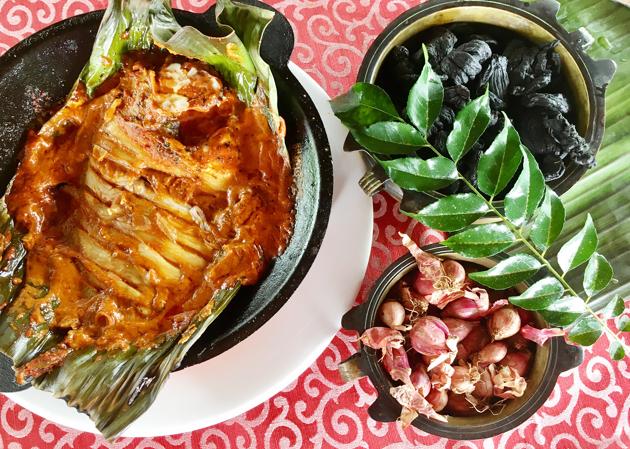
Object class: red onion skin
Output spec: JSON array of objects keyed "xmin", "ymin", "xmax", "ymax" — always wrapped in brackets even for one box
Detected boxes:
[
  {"xmin": 451, "ymin": 365, "xmax": 477, "ymax": 394},
  {"xmin": 446, "ymin": 392, "xmax": 476, "ymax": 416},
  {"xmin": 426, "ymin": 388, "xmax": 448, "ymax": 412},
  {"xmin": 477, "ymin": 342, "xmax": 508, "ymax": 366},
  {"xmin": 430, "ymin": 363, "xmax": 454, "ymax": 391},
  {"xmin": 468, "ymin": 288, "xmax": 490, "ymax": 313},
  {"xmin": 410, "ymin": 316, "xmax": 449, "ymax": 356},
  {"xmin": 382, "ymin": 346, "xmax": 413, "ymax": 386},
  {"xmin": 421, "ymin": 353, "xmax": 454, "ymax": 371},
  {"xmin": 442, "ymin": 318, "xmax": 477, "ymax": 341},
  {"xmin": 488, "ymin": 306, "xmax": 521, "ymax": 340},
  {"xmin": 501, "ymin": 351, "xmax": 532, "ymax": 377},
  {"xmin": 360, "ymin": 327, "xmax": 405, "ymax": 351},
  {"xmin": 399, "ymin": 284, "xmax": 427, "ymax": 312},
  {"xmin": 412, "ymin": 257, "xmax": 465, "ymax": 297},
  {"xmin": 473, "ymin": 369, "xmax": 494, "ymax": 400},
  {"xmin": 520, "ymin": 325, "xmax": 565, "ymax": 346},
  {"xmin": 492, "ymin": 365, "xmax": 527, "ymax": 399},
  {"xmin": 378, "ymin": 301, "xmax": 406, "ymax": 328},
  {"xmin": 410, "ymin": 364, "xmax": 431, "ymax": 397}
]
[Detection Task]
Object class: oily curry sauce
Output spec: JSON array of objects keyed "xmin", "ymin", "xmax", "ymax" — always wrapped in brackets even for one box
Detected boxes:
[{"xmin": 5, "ymin": 52, "xmax": 294, "ymax": 381}]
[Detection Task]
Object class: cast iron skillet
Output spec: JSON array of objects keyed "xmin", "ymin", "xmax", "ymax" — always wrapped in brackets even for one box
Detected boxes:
[{"xmin": 0, "ymin": 1, "xmax": 333, "ymax": 391}]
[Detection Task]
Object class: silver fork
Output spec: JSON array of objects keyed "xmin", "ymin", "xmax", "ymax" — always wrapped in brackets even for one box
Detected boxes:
[
  {"xmin": 358, "ymin": 168, "xmax": 389, "ymax": 197},
  {"xmin": 343, "ymin": 135, "xmax": 390, "ymax": 197}
]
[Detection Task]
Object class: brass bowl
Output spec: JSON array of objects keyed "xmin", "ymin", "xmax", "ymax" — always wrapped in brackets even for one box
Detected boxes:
[
  {"xmin": 352, "ymin": 0, "xmax": 616, "ymax": 212},
  {"xmin": 339, "ymin": 244, "xmax": 582, "ymax": 439}
]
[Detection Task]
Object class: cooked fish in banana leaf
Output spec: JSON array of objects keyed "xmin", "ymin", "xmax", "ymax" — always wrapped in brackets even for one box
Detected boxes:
[{"xmin": 0, "ymin": 0, "xmax": 294, "ymax": 439}]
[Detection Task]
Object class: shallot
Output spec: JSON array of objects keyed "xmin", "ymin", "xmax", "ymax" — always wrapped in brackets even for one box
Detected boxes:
[
  {"xmin": 390, "ymin": 384, "xmax": 448, "ymax": 425},
  {"xmin": 450, "ymin": 364, "xmax": 481, "ymax": 395},
  {"xmin": 426, "ymin": 388, "xmax": 449, "ymax": 412},
  {"xmin": 400, "ymin": 233, "xmax": 443, "ymax": 290},
  {"xmin": 473, "ymin": 367, "xmax": 494, "ymax": 400},
  {"xmin": 442, "ymin": 318, "xmax": 477, "ymax": 341},
  {"xmin": 501, "ymin": 351, "xmax": 531, "ymax": 377},
  {"xmin": 443, "ymin": 260, "xmax": 466, "ymax": 284},
  {"xmin": 379, "ymin": 301, "xmax": 406, "ymax": 328},
  {"xmin": 402, "ymin": 233, "xmax": 467, "ymax": 309},
  {"xmin": 430, "ymin": 362, "xmax": 454, "ymax": 391},
  {"xmin": 488, "ymin": 306, "xmax": 521, "ymax": 340},
  {"xmin": 442, "ymin": 288, "xmax": 489, "ymax": 319},
  {"xmin": 459, "ymin": 325, "xmax": 491, "ymax": 356},
  {"xmin": 359, "ymin": 327, "xmax": 405, "ymax": 356},
  {"xmin": 409, "ymin": 316, "xmax": 449, "ymax": 356},
  {"xmin": 400, "ymin": 285, "xmax": 428, "ymax": 314},
  {"xmin": 414, "ymin": 272, "xmax": 437, "ymax": 296},
  {"xmin": 410, "ymin": 364, "xmax": 431, "ymax": 397},
  {"xmin": 491, "ymin": 365, "xmax": 527, "ymax": 399},
  {"xmin": 476, "ymin": 342, "xmax": 508, "ymax": 366},
  {"xmin": 382, "ymin": 346, "xmax": 412, "ymax": 385},
  {"xmin": 506, "ymin": 333, "xmax": 530, "ymax": 351},
  {"xmin": 446, "ymin": 392, "xmax": 476, "ymax": 416}
]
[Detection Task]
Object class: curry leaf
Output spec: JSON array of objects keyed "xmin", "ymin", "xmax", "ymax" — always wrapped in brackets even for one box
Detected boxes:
[
  {"xmin": 540, "ymin": 296, "xmax": 586, "ymax": 326},
  {"xmin": 469, "ymin": 254, "xmax": 541, "ymax": 290},
  {"xmin": 443, "ymin": 223, "xmax": 515, "ymax": 257},
  {"xmin": 509, "ymin": 277, "xmax": 564, "ymax": 310},
  {"xmin": 530, "ymin": 187, "xmax": 565, "ymax": 251},
  {"xmin": 557, "ymin": 214, "xmax": 598, "ymax": 273},
  {"xmin": 406, "ymin": 44, "xmax": 443, "ymax": 136},
  {"xmin": 600, "ymin": 295, "xmax": 625, "ymax": 319},
  {"xmin": 405, "ymin": 194, "xmax": 488, "ymax": 232},
  {"xmin": 330, "ymin": 83, "xmax": 401, "ymax": 128},
  {"xmin": 609, "ymin": 340, "xmax": 626, "ymax": 361},
  {"xmin": 379, "ymin": 157, "xmax": 457, "ymax": 192},
  {"xmin": 583, "ymin": 253, "xmax": 613, "ymax": 297},
  {"xmin": 351, "ymin": 122, "xmax": 426, "ymax": 155},
  {"xmin": 618, "ymin": 315, "xmax": 630, "ymax": 332},
  {"xmin": 568, "ymin": 316, "xmax": 603, "ymax": 346},
  {"xmin": 477, "ymin": 113, "xmax": 523, "ymax": 197},
  {"xmin": 504, "ymin": 146, "xmax": 545, "ymax": 226},
  {"xmin": 446, "ymin": 90, "xmax": 491, "ymax": 162}
]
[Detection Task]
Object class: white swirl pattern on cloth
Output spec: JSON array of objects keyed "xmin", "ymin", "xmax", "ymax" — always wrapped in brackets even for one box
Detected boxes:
[{"xmin": 0, "ymin": 1, "xmax": 628, "ymax": 448}]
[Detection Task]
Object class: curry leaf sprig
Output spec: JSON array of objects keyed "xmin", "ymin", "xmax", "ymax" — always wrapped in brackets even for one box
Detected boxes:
[{"xmin": 331, "ymin": 45, "xmax": 628, "ymax": 360}]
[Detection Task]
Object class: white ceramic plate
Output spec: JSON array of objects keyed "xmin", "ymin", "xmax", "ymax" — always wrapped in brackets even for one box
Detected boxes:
[{"xmin": 5, "ymin": 63, "xmax": 373, "ymax": 437}]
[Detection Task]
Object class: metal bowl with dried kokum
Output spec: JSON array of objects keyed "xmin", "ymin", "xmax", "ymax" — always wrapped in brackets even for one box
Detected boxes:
[
  {"xmin": 339, "ymin": 239, "xmax": 582, "ymax": 440},
  {"xmin": 349, "ymin": 0, "xmax": 616, "ymax": 212}
]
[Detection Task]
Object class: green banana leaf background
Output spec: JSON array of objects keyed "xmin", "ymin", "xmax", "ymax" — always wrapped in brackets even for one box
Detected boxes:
[{"xmin": 552, "ymin": 0, "xmax": 629, "ymax": 310}]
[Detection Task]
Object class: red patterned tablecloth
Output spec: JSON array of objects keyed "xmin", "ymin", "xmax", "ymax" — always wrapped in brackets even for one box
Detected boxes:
[{"xmin": 0, "ymin": 1, "xmax": 628, "ymax": 448}]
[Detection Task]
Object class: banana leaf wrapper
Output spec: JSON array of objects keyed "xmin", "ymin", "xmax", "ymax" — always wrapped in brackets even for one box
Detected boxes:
[{"xmin": 0, "ymin": 0, "xmax": 283, "ymax": 439}]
